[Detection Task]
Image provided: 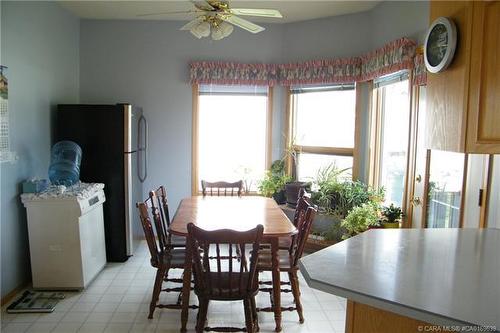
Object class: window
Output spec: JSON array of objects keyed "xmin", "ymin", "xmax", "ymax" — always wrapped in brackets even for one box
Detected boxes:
[
  {"xmin": 370, "ymin": 72, "xmax": 410, "ymax": 207},
  {"xmin": 289, "ymin": 84, "xmax": 357, "ymax": 181},
  {"xmin": 426, "ymin": 150, "xmax": 466, "ymax": 228},
  {"xmin": 193, "ymin": 85, "xmax": 271, "ymax": 194}
]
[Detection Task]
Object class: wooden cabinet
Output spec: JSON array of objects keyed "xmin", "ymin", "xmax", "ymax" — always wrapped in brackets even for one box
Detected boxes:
[
  {"xmin": 426, "ymin": 1, "xmax": 500, "ymax": 153},
  {"xmin": 467, "ymin": 1, "xmax": 500, "ymax": 153}
]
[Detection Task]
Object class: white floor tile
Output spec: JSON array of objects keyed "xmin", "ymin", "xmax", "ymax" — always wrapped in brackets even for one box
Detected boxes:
[
  {"xmin": 2, "ymin": 323, "xmax": 32, "ymax": 333},
  {"xmin": 2, "ymin": 241, "xmax": 346, "ymax": 333},
  {"xmin": 52, "ymin": 322, "xmax": 83, "ymax": 333},
  {"xmin": 85, "ymin": 312, "xmax": 114, "ymax": 324},
  {"xmin": 78, "ymin": 323, "xmax": 107, "ymax": 333},
  {"xmin": 103, "ymin": 322, "xmax": 132, "ymax": 333},
  {"xmin": 25, "ymin": 322, "xmax": 58, "ymax": 333}
]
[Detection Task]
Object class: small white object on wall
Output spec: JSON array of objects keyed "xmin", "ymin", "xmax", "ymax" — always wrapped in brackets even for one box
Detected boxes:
[{"xmin": 0, "ymin": 65, "xmax": 16, "ymax": 163}]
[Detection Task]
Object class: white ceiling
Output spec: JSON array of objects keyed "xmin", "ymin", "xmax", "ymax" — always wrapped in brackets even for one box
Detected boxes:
[{"xmin": 58, "ymin": 1, "xmax": 381, "ymax": 24}]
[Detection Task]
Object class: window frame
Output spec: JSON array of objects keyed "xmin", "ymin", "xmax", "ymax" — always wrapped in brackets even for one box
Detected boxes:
[
  {"xmin": 191, "ymin": 84, "xmax": 273, "ymax": 195},
  {"xmin": 285, "ymin": 84, "xmax": 362, "ymax": 181},
  {"xmin": 368, "ymin": 71, "xmax": 412, "ymax": 214}
]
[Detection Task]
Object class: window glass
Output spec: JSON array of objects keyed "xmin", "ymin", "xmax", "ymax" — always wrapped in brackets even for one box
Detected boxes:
[
  {"xmin": 295, "ymin": 89, "xmax": 356, "ymax": 148},
  {"xmin": 487, "ymin": 156, "xmax": 500, "ymax": 229},
  {"xmin": 426, "ymin": 150, "xmax": 465, "ymax": 228},
  {"xmin": 298, "ymin": 153, "xmax": 353, "ymax": 182},
  {"xmin": 378, "ymin": 80, "xmax": 410, "ymax": 206},
  {"xmin": 198, "ymin": 92, "xmax": 267, "ymax": 192}
]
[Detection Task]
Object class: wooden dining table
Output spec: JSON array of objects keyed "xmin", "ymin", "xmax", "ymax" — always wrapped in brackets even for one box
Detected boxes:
[{"xmin": 169, "ymin": 196, "xmax": 297, "ymax": 332}]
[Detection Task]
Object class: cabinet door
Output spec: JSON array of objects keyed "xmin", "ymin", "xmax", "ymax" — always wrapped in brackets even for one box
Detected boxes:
[
  {"xmin": 467, "ymin": 1, "xmax": 500, "ymax": 153},
  {"xmin": 426, "ymin": 1, "xmax": 473, "ymax": 153}
]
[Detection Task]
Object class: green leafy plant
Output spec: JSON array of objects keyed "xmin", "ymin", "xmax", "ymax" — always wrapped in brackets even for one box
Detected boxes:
[
  {"xmin": 310, "ymin": 164, "xmax": 349, "ymax": 214},
  {"xmin": 334, "ymin": 181, "xmax": 385, "ymax": 218},
  {"xmin": 382, "ymin": 204, "xmax": 403, "ymax": 223},
  {"xmin": 258, "ymin": 160, "xmax": 291, "ymax": 198},
  {"xmin": 310, "ymin": 164, "xmax": 384, "ymax": 218},
  {"xmin": 340, "ymin": 203, "xmax": 380, "ymax": 239}
]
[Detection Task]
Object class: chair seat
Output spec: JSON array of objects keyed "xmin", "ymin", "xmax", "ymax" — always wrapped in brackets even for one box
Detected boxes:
[
  {"xmin": 196, "ymin": 272, "xmax": 258, "ymax": 300},
  {"xmin": 169, "ymin": 234, "xmax": 186, "ymax": 247},
  {"xmin": 261, "ymin": 237, "xmax": 292, "ymax": 250},
  {"xmin": 257, "ymin": 249, "xmax": 294, "ymax": 271},
  {"xmin": 154, "ymin": 248, "xmax": 186, "ymax": 268}
]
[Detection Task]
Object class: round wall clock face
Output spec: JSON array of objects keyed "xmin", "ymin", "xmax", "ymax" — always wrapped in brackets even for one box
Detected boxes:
[{"xmin": 424, "ymin": 17, "xmax": 457, "ymax": 73}]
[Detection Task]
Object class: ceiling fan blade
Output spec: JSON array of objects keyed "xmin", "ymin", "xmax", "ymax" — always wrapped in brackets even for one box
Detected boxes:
[
  {"xmin": 191, "ymin": 0, "xmax": 215, "ymax": 11},
  {"xmin": 180, "ymin": 16, "xmax": 205, "ymax": 30},
  {"xmin": 222, "ymin": 15, "xmax": 265, "ymax": 34},
  {"xmin": 137, "ymin": 10, "xmax": 201, "ymax": 17},
  {"xmin": 229, "ymin": 8, "xmax": 283, "ymax": 18}
]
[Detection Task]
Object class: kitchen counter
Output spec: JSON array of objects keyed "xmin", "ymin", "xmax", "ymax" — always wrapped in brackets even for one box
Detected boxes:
[{"xmin": 299, "ymin": 229, "xmax": 500, "ymax": 332}]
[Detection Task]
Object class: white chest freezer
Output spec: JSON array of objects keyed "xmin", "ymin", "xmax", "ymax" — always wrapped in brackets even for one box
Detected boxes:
[{"xmin": 21, "ymin": 183, "xmax": 107, "ymax": 290}]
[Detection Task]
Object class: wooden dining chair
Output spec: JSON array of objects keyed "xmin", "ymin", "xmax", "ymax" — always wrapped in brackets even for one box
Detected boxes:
[
  {"xmin": 201, "ymin": 180, "xmax": 244, "ymax": 197},
  {"xmin": 187, "ymin": 223, "xmax": 264, "ymax": 333},
  {"xmin": 149, "ymin": 186, "xmax": 185, "ymax": 248},
  {"xmin": 257, "ymin": 198, "xmax": 317, "ymax": 324},
  {"xmin": 137, "ymin": 200, "xmax": 197, "ymax": 319}
]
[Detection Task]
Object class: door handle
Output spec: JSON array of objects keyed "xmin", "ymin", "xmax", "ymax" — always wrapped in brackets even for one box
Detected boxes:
[{"xmin": 411, "ymin": 196, "xmax": 422, "ymax": 206}]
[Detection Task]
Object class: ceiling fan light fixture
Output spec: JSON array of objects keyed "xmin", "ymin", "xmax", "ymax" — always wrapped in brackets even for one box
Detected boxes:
[
  {"xmin": 190, "ymin": 20, "xmax": 211, "ymax": 38},
  {"xmin": 212, "ymin": 21, "xmax": 233, "ymax": 40},
  {"xmin": 220, "ymin": 21, "xmax": 234, "ymax": 37}
]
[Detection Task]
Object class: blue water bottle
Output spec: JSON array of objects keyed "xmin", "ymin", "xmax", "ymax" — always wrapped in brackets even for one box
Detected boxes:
[{"xmin": 48, "ymin": 141, "xmax": 82, "ymax": 186}]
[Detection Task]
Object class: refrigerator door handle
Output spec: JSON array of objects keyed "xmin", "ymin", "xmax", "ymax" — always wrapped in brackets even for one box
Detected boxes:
[{"xmin": 138, "ymin": 115, "xmax": 147, "ymax": 183}]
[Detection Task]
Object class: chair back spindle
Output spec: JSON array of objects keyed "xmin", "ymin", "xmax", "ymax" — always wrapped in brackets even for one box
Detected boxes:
[
  {"xmin": 188, "ymin": 223, "xmax": 263, "ymax": 300},
  {"xmin": 291, "ymin": 204, "xmax": 317, "ymax": 267},
  {"xmin": 201, "ymin": 180, "xmax": 244, "ymax": 197},
  {"xmin": 137, "ymin": 202, "xmax": 162, "ymax": 267}
]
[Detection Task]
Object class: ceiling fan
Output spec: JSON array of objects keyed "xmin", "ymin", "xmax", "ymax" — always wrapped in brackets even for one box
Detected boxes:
[{"xmin": 138, "ymin": 1, "xmax": 283, "ymax": 40}]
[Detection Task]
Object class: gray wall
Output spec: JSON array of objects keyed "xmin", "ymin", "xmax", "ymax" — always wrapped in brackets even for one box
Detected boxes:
[
  {"xmin": 79, "ymin": 20, "xmax": 289, "ymax": 211},
  {"xmin": 0, "ymin": 1, "xmax": 80, "ymax": 298},
  {"xmin": 81, "ymin": 3, "xmax": 430, "ymax": 211},
  {"xmin": 0, "ymin": 0, "xmax": 428, "ymax": 298},
  {"xmin": 370, "ymin": 1, "xmax": 430, "ymax": 48}
]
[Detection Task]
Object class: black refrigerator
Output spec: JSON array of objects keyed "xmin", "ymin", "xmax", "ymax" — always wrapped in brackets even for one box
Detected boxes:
[{"xmin": 55, "ymin": 104, "xmax": 147, "ymax": 262}]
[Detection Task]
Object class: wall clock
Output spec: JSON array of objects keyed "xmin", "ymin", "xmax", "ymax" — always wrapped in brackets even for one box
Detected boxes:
[{"xmin": 424, "ymin": 17, "xmax": 457, "ymax": 73}]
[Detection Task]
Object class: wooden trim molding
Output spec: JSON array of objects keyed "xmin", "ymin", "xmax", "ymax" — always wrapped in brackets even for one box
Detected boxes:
[
  {"xmin": 479, "ymin": 155, "xmax": 493, "ymax": 228},
  {"xmin": 191, "ymin": 84, "xmax": 200, "ymax": 196},
  {"xmin": 458, "ymin": 153, "xmax": 469, "ymax": 229},
  {"xmin": 352, "ymin": 83, "xmax": 364, "ymax": 180},
  {"xmin": 421, "ymin": 149, "xmax": 432, "ymax": 228},
  {"xmin": 345, "ymin": 300, "xmax": 448, "ymax": 333},
  {"xmin": 294, "ymin": 145, "xmax": 354, "ymax": 157},
  {"xmin": 191, "ymin": 84, "xmax": 274, "ymax": 195},
  {"xmin": 1, "ymin": 283, "xmax": 28, "ymax": 306},
  {"xmin": 284, "ymin": 88, "xmax": 293, "ymax": 176},
  {"xmin": 401, "ymin": 74, "xmax": 415, "ymax": 228},
  {"xmin": 266, "ymin": 87, "xmax": 274, "ymax": 170}
]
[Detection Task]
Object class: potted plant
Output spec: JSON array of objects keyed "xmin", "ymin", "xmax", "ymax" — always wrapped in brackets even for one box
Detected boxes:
[
  {"xmin": 282, "ymin": 138, "xmax": 311, "ymax": 207},
  {"xmin": 381, "ymin": 204, "xmax": 403, "ymax": 228},
  {"xmin": 258, "ymin": 160, "xmax": 291, "ymax": 204},
  {"xmin": 340, "ymin": 203, "xmax": 380, "ymax": 239}
]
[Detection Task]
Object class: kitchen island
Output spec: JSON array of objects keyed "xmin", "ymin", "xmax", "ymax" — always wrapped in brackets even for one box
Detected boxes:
[{"xmin": 299, "ymin": 229, "xmax": 500, "ymax": 333}]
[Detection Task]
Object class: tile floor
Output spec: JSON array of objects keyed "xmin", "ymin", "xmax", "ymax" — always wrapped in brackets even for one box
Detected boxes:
[{"xmin": 1, "ymin": 242, "xmax": 346, "ymax": 333}]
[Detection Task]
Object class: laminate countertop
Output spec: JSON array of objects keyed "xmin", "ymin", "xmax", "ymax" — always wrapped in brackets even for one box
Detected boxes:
[{"xmin": 299, "ymin": 229, "xmax": 500, "ymax": 331}]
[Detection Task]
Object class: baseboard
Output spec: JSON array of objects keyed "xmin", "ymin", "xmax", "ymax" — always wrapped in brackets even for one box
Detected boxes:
[{"xmin": 1, "ymin": 283, "xmax": 29, "ymax": 306}]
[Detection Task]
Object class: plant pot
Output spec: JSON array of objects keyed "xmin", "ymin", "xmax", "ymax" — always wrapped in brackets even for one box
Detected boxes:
[
  {"xmin": 272, "ymin": 190, "xmax": 287, "ymax": 205},
  {"xmin": 382, "ymin": 222, "xmax": 400, "ymax": 229},
  {"xmin": 285, "ymin": 181, "xmax": 310, "ymax": 207},
  {"xmin": 368, "ymin": 225, "xmax": 384, "ymax": 229}
]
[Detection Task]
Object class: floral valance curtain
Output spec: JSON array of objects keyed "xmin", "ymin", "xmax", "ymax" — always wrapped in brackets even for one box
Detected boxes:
[
  {"xmin": 190, "ymin": 37, "xmax": 420, "ymax": 86},
  {"xmin": 413, "ymin": 53, "xmax": 427, "ymax": 86}
]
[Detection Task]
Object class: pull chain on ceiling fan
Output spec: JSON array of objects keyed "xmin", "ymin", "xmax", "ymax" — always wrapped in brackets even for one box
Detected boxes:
[{"xmin": 138, "ymin": 0, "xmax": 283, "ymax": 40}]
